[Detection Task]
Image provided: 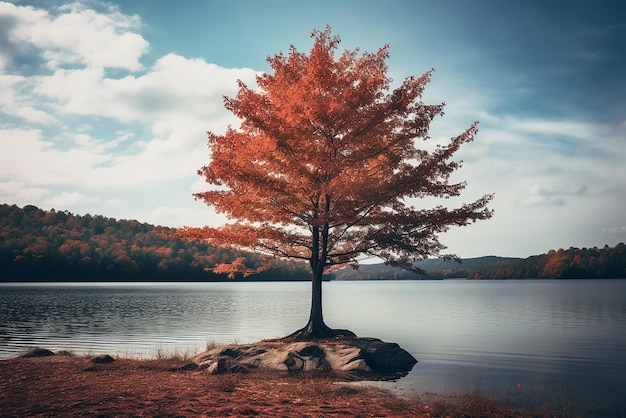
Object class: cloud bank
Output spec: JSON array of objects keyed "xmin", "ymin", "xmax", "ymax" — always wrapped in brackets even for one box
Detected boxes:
[
  {"xmin": 0, "ymin": 1, "xmax": 258, "ymax": 219},
  {"xmin": 0, "ymin": 1, "xmax": 624, "ymax": 257}
]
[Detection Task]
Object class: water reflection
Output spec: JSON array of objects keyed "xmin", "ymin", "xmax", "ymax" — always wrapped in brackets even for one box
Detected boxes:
[
  {"xmin": 0, "ymin": 282, "xmax": 311, "ymax": 356},
  {"xmin": 319, "ymin": 280, "xmax": 626, "ymax": 413}
]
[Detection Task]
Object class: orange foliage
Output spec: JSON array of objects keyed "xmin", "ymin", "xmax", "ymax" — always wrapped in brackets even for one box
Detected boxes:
[
  {"xmin": 212, "ymin": 257, "xmax": 262, "ymax": 279},
  {"xmin": 187, "ymin": 27, "xmax": 493, "ymax": 276}
]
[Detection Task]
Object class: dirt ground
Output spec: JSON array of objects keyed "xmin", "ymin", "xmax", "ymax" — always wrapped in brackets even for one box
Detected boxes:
[{"xmin": 0, "ymin": 353, "xmax": 433, "ymax": 417}]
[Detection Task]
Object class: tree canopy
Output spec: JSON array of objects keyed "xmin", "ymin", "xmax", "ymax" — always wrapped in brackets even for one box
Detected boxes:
[{"xmin": 182, "ymin": 28, "xmax": 494, "ymax": 338}]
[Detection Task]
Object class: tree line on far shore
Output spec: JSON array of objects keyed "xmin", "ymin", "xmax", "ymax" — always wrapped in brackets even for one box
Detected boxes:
[
  {"xmin": 1, "ymin": 203, "xmax": 624, "ymax": 282},
  {"xmin": 0, "ymin": 204, "xmax": 310, "ymax": 282},
  {"xmin": 334, "ymin": 245, "xmax": 626, "ymax": 280}
]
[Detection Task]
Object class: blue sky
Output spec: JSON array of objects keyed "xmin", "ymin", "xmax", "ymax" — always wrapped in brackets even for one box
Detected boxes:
[{"xmin": 1, "ymin": 0, "xmax": 624, "ymax": 258}]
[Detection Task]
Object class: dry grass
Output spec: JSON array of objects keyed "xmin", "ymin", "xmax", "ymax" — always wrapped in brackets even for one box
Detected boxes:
[
  {"xmin": 425, "ymin": 393, "xmax": 520, "ymax": 417},
  {"xmin": 1, "ymin": 354, "xmax": 430, "ymax": 417},
  {"xmin": 5, "ymin": 352, "xmax": 596, "ymax": 417},
  {"xmin": 212, "ymin": 372, "xmax": 242, "ymax": 393}
]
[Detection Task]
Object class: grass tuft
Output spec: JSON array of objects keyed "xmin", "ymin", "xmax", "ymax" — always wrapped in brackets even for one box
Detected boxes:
[
  {"xmin": 205, "ymin": 339, "xmax": 223, "ymax": 351},
  {"xmin": 213, "ymin": 373, "xmax": 241, "ymax": 392}
]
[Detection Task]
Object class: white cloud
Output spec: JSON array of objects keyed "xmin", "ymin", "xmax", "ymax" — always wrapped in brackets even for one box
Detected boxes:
[
  {"xmin": 0, "ymin": 74, "xmax": 56, "ymax": 124},
  {"xmin": 0, "ymin": 125, "xmax": 205, "ymax": 189},
  {"xmin": 0, "ymin": 128, "xmax": 109, "ymax": 186},
  {"xmin": 144, "ymin": 205, "xmax": 228, "ymax": 228},
  {"xmin": 20, "ymin": 50, "xmax": 258, "ymax": 190},
  {"xmin": 0, "ymin": 181, "xmax": 49, "ymax": 206},
  {"xmin": 106, "ymin": 197, "xmax": 123, "ymax": 207},
  {"xmin": 529, "ymin": 183, "xmax": 587, "ymax": 197},
  {"xmin": 190, "ymin": 177, "xmax": 210, "ymax": 194},
  {"xmin": 43, "ymin": 191, "xmax": 97, "ymax": 208},
  {"xmin": 504, "ymin": 117, "xmax": 599, "ymax": 142},
  {"xmin": 11, "ymin": 105, "xmax": 56, "ymax": 124},
  {"xmin": 0, "ymin": 1, "xmax": 148, "ymax": 71},
  {"xmin": 34, "ymin": 54, "xmax": 258, "ymax": 124},
  {"xmin": 0, "ymin": 1, "xmax": 259, "ymax": 194},
  {"xmin": 521, "ymin": 183, "xmax": 587, "ymax": 206},
  {"xmin": 602, "ymin": 226, "xmax": 626, "ymax": 235},
  {"xmin": 475, "ymin": 114, "xmax": 620, "ymax": 160}
]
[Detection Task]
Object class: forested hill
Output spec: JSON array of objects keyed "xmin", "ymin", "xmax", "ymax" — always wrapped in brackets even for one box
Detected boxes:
[
  {"xmin": 0, "ymin": 204, "xmax": 310, "ymax": 282},
  {"xmin": 334, "ymin": 245, "xmax": 626, "ymax": 280},
  {"xmin": 2, "ymin": 204, "xmax": 624, "ymax": 282}
]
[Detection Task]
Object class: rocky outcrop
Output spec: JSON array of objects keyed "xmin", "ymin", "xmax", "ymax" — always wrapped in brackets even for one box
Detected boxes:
[
  {"xmin": 348, "ymin": 338, "xmax": 418, "ymax": 372},
  {"xmin": 192, "ymin": 337, "xmax": 417, "ymax": 380},
  {"xmin": 12, "ymin": 338, "xmax": 417, "ymax": 380}
]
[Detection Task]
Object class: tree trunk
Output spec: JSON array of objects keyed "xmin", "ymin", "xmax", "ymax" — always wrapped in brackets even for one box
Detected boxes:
[
  {"xmin": 286, "ymin": 201, "xmax": 355, "ymax": 341},
  {"xmin": 286, "ymin": 248, "xmax": 355, "ymax": 341}
]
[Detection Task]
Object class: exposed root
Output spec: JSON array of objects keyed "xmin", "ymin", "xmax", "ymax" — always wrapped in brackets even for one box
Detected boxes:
[{"xmin": 284, "ymin": 322, "xmax": 356, "ymax": 341}]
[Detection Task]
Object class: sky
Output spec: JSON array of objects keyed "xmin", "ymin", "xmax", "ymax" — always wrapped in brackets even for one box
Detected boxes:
[{"xmin": 0, "ymin": 0, "xmax": 625, "ymax": 259}]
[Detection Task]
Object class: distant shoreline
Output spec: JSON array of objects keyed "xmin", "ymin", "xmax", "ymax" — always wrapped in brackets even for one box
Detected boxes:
[
  {"xmin": 2, "ymin": 204, "xmax": 625, "ymax": 282},
  {"xmin": 2, "ymin": 277, "xmax": 625, "ymax": 285}
]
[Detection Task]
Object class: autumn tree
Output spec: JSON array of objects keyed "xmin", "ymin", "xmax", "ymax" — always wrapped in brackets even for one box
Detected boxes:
[{"xmin": 183, "ymin": 28, "xmax": 494, "ymax": 339}]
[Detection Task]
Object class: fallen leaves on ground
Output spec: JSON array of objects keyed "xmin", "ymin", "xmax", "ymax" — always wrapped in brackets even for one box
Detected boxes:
[{"xmin": 0, "ymin": 355, "xmax": 426, "ymax": 417}]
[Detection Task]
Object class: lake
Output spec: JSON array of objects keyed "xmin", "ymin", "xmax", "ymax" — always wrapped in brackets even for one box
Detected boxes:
[{"xmin": 1, "ymin": 280, "xmax": 625, "ymax": 415}]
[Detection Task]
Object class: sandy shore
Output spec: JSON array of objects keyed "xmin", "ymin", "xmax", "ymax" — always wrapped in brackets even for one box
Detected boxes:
[{"xmin": 0, "ymin": 352, "xmax": 519, "ymax": 417}]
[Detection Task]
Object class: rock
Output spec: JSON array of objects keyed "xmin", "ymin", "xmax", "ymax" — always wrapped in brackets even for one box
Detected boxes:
[
  {"xmin": 284, "ymin": 352, "xmax": 305, "ymax": 371},
  {"xmin": 91, "ymin": 354, "xmax": 115, "ymax": 364},
  {"xmin": 325, "ymin": 346, "xmax": 371, "ymax": 374},
  {"xmin": 191, "ymin": 336, "xmax": 417, "ymax": 379},
  {"xmin": 229, "ymin": 363, "xmax": 254, "ymax": 373},
  {"xmin": 21, "ymin": 348, "xmax": 55, "ymax": 358},
  {"xmin": 348, "ymin": 337, "xmax": 418, "ymax": 374},
  {"xmin": 297, "ymin": 344, "xmax": 331, "ymax": 372},
  {"xmin": 207, "ymin": 358, "xmax": 229, "ymax": 375},
  {"xmin": 219, "ymin": 348, "xmax": 241, "ymax": 358},
  {"xmin": 173, "ymin": 363, "xmax": 198, "ymax": 371},
  {"xmin": 298, "ymin": 345, "xmax": 325, "ymax": 358}
]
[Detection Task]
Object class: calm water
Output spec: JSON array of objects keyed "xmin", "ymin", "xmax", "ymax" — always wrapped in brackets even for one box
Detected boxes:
[{"xmin": 1, "ymin": 280, "xmax": 625, "ymax": 414}]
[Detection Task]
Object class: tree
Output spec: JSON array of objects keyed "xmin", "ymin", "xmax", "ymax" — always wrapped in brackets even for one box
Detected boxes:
[{"xmin": 182, "ymin": 28, "xmax": 494, "ymax": 339}]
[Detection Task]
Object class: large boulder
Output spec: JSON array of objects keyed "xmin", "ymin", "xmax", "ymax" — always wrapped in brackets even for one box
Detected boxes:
[
  {"xmin": 192, "ymin": 337, "xmax": 417, "ymax": 379},
  {"xmin": 346, "ymin": 337, "xmax": 418, "ymax": 373}
]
